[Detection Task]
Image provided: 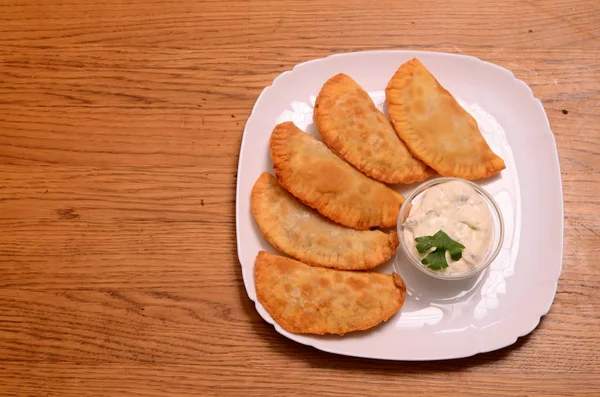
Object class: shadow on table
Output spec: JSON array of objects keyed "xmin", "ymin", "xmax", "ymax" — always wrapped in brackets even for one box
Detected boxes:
[{"xmin": 262, "ymin": 324, "xmax": 534, "ymax": 373}]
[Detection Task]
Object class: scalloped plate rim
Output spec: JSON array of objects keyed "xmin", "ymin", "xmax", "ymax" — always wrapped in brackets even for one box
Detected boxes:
[{"xmin": 235, "ymin": 50, "xmax": 564, "ymax": 361}]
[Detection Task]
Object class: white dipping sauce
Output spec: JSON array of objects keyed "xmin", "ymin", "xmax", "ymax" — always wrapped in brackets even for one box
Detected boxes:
[{"xmin": 403, "ymin": 180, "xmax": 493, "ymax": 275}]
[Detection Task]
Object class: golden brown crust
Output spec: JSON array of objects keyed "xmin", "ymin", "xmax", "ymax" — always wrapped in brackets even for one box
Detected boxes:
[
  {"xmin": 254, "ymin": 251, "xmax": 407, "ymax": 335},
  {"xmin": 269, "ymin": 121, "xmax": 404, "ymax": 230},
  {"xmin": 315, "ymin": 73, "xmax": 433, "ymax": 184},
  {"xmin": 385, "ymin": 58, "xmax": 506, "ymax": 180},
  {"xmin": 251, "ymin": 172, "xmax": 399, "ymax": 270}
]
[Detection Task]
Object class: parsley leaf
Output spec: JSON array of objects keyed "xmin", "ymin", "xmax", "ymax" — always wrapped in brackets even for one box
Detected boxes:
[
  {"xmin": 420, "ymin": 249, "xmax": 448, "ymax": 271},
  {"xmin": 415, "ymin": 230, "xmax": 465, "ymax": 271}
]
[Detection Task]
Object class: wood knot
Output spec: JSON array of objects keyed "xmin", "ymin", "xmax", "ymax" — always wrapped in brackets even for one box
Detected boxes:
[{"xmin": 56, "ymin": 208, "xmax": 80, "ymax": 220}]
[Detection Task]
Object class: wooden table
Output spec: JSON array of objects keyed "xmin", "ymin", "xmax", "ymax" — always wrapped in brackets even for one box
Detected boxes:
[{"xmin": 1, "ymin": 1, "xmax": 599, "ymax": 396}]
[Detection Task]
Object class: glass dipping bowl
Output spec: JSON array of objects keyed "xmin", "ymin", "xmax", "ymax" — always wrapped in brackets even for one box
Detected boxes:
[{"xmin": 395, "ymin": 177, "xmax": 504, "ymax": 281}]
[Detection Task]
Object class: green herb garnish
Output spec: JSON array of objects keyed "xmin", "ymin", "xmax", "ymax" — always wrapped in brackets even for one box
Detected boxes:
[{"xmin": 415, "ymin": 230, "xmax": 465, "ymax": 271}]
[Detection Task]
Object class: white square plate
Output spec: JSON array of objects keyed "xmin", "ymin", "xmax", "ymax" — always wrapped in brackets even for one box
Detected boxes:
[{"xmin": 236, "ymin": 51, "xmax": 563, "ymax": 360}]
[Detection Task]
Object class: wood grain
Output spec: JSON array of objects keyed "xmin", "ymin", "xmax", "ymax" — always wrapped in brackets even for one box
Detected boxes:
[{"xmin": 1, "ymin": 0, "xmax": 599, "ymax": 395}]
